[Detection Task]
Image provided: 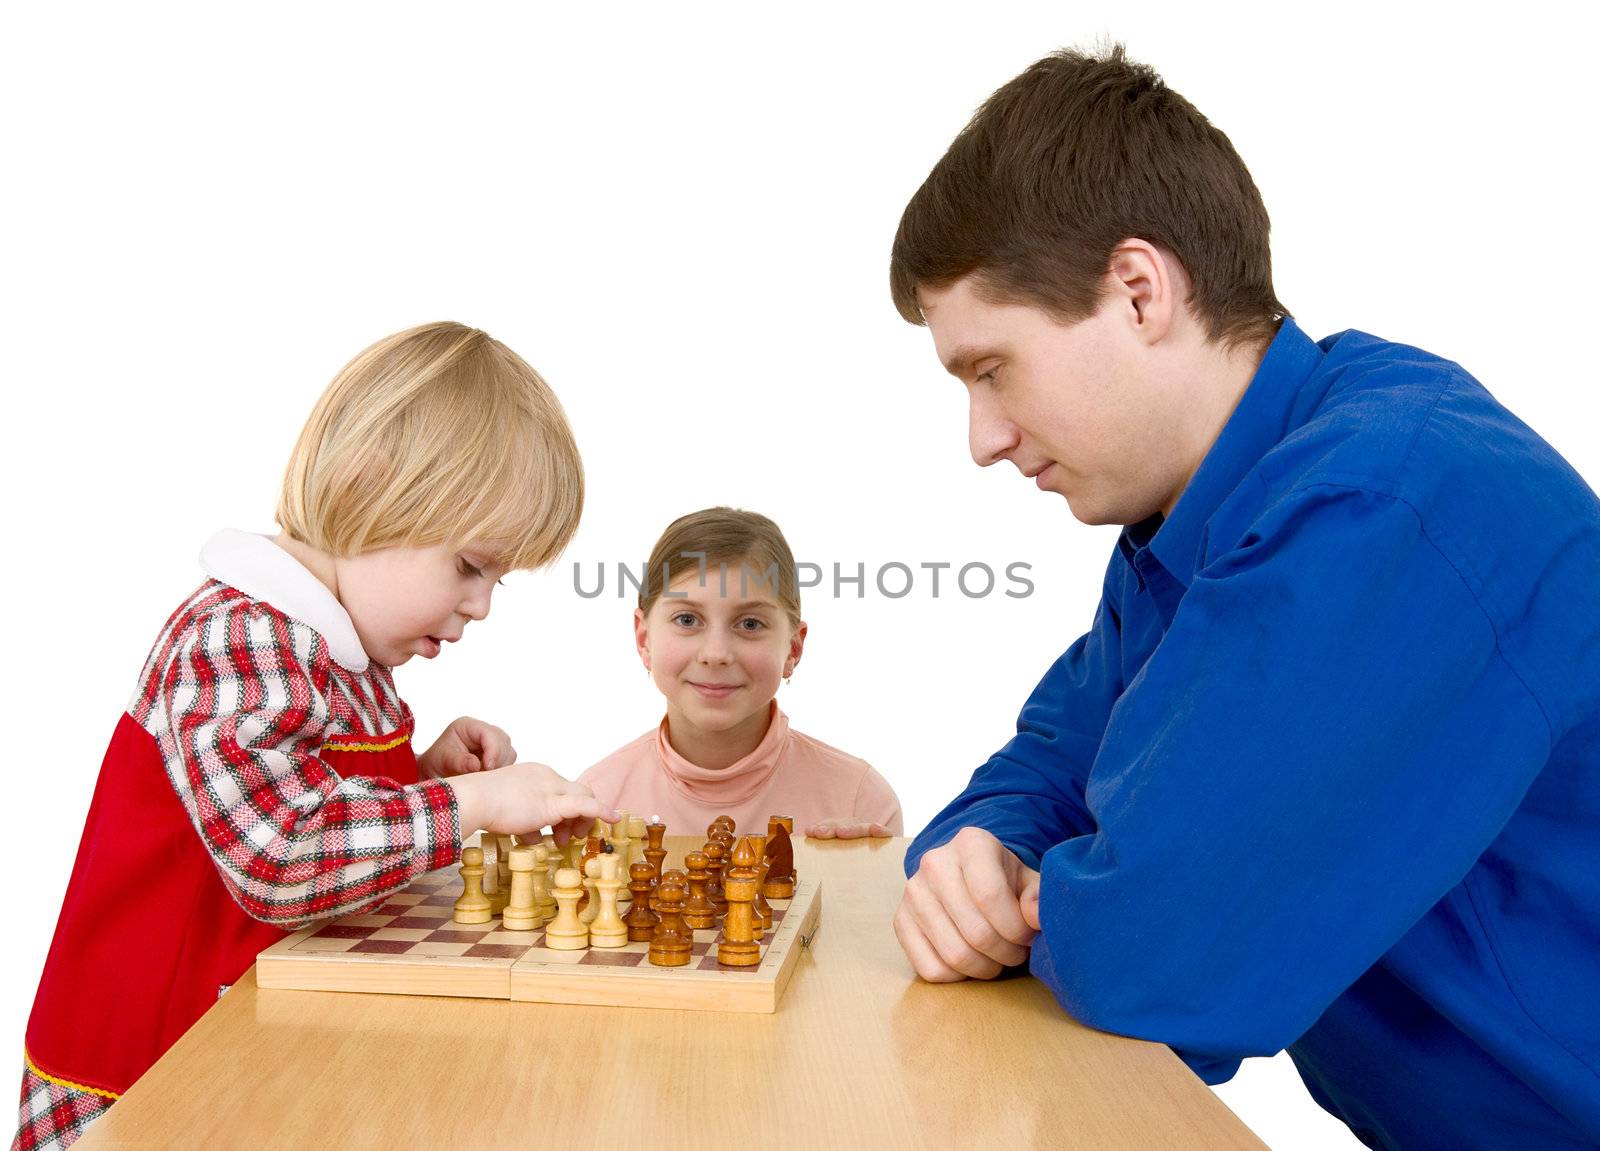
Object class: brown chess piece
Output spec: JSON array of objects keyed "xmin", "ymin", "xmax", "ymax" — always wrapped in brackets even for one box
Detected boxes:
[
  {"xmin": 682, "ymin": 851, "xmax": 716, "ymax": 930},
  {"xmin": 747, "ymin": 833, "xmax": 772, "ymax": 931},
  {"xmin": 763, "ymin": 819, "xmax": 796, "ymax": 899},
  {"xmin": 717, "ymin": 836, "xmax": 761, "ymax": 967},
  {"xmin": 643, "ymin": 819, "xmax": 668, "ymax": 883},
  {"xmin": 703, "ymin": 840, "xmax": 729, "ymax": 917},
  {"xmin": 626, "ymin": 861, "xmax": 660, "ymax": 942},
  {"xmin": 648, "ymin": 878, "xmax": 692, "ymax": 967}
]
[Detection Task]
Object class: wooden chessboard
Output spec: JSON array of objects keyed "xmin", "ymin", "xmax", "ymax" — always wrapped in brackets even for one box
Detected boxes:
[{"xmin": 256, "ymin": 858, "xmax": 822, "ymax": 1013}]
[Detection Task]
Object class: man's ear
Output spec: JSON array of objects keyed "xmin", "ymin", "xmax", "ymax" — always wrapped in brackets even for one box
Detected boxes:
[{"xmin": 1107, "ymin": 238, "xmax": 1178, "ymax": 345}]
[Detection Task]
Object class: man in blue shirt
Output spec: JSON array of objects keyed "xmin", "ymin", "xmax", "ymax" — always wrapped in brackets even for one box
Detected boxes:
[{"xmin": 889, "ymin": 45, "xmax": 1600, "ymax": 1151}]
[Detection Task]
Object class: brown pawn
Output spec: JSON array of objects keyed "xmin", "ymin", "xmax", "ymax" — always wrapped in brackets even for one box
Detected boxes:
[
  {"xmin": 682, "ymin": 851, "xmax": 716, "ymax": 930},
  {"xmin": 713, "ymin": 814, "xmax": 736, "ymax": 833},
  {"xmin": 716, "ymin": 836, "xmax": 761, "ymax": 967},
  {"xmin": 747, "ymin": 833, "xmax": 773, "ymax": 932},
  {"xmin": 643, "ymin": 819, "xmax": 668, "ymax": 883},
  {"xmin": 648, "ymin": 879, "xmax": 692, "ymax": 967},
  {"xmin": 712, "ymin": 829, "xmax": 737, "ymax": 888},
  {"xmin": 703, "ymin": 840, "xmax": 729, "ymax": 917},
  {"xmin": 625, "ymin": 861, "xmax": 660, "ymax": 942},
  {"xmin": 763, "ymin": 819, "xmax": 796, "ymax": 899}
]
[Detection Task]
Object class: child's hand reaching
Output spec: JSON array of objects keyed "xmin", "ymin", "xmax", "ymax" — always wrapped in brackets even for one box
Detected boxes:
[
  {"xmin": 444, "ymin": 761, "xmax": 618, "ymax": 843},
  {"xmin": 419, "ymin": 716, "xmax": 517, "ymax": 777},
  {"xmin": 804, "ymin": 817, "xmax": 893, "ymax": 840}
]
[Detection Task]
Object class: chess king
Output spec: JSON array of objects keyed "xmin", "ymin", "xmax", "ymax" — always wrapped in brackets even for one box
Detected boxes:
[{"xmin": 16, "ymin": 324, "xmax": 615, "ymax": 1151}]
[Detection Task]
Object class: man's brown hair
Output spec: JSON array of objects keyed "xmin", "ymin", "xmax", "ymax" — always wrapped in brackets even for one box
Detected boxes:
[{"xmin": 890, "ymin": 44, "xmax": 1287, "ymax": 349}]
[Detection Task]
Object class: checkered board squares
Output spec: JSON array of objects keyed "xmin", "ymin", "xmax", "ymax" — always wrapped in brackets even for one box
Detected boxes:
[{"xmin": 256, "ymin": 866, "xmax": 822, "ymax": 1013}]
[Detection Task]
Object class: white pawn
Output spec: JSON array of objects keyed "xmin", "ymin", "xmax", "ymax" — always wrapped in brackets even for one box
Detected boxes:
[
  {"xmin": 453, "ymin": 847, "xmax": 492, "ymax": 925},
  {"xmin": 580, "ymin": 855, "xmax": 603, "ymax": 925},
  {"xmin": 544, "ymin": 868, "xmax": 588, "ymax": 951},
  {"xmin": 530, "ymin": 844, "xmax": 556, "ymax": 921},
  {"xmin": 589, "ymin": 854, "xmax": 629, "ymax": 948}
]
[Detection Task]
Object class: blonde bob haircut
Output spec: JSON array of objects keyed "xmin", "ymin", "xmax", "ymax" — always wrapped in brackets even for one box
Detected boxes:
[{"xmin": 277, "ymin": 322, "xmax": 583, "ymax": 570}]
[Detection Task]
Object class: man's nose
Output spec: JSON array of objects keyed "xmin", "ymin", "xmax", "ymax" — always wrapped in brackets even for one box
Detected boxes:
[{"xmin": 968, "ymin": 388, "xmax": 1017, "ymax": 468}]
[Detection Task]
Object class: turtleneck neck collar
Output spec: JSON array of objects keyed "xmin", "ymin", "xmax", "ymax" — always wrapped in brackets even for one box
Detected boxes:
[{"xmin": 653, "ymin": 702, "xmax": 790, "ymax": 807}]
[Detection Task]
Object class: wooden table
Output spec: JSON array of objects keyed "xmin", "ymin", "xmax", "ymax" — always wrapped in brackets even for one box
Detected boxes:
[{"xmin": 79, "ymin": 837, "xmax": 1266, "ymax": 1149}]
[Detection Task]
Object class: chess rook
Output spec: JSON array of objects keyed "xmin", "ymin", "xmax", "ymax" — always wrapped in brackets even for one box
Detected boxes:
[{"xmin": 502, "ymin": 845, "xmax": 541, "ymax": 931}]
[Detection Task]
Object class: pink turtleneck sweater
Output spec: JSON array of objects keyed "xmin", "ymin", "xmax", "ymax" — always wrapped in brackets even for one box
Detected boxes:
[{"xmin": 578, "ymin": 704, "xmax": 903, "ymax": 836}]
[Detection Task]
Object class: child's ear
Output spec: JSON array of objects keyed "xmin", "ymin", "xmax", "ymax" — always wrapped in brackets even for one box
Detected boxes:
[
  {"xmin": 784, "ymin": 620, "xmax": 808, "ymax": 677},
  {"xmin": 633, "ymin": 608, "xmax": 651, "ymax": 670}
]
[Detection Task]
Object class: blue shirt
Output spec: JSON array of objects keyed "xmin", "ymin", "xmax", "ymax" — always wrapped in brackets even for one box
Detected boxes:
[{"xmin": 905, "ymin": 319, "xmax": 1600, "ymax": 1151}]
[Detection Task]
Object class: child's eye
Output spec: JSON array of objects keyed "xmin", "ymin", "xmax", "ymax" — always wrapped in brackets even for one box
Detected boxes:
[
  {"xmin": 671, "ymin": 612, "xmax": 698, "ymax": 627},
  {"xmin": 458, "ymin": 558, "xmax": 484, "ymax": 579},
  {"xmin": 736, "ymin": 617, "xmax": 766, "ymax": 632}
]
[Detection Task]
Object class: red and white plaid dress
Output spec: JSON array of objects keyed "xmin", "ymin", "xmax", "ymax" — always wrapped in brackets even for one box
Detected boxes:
[{"xmin": 13, "ymin": 531, "xmax": 460, "ymax": 1150}]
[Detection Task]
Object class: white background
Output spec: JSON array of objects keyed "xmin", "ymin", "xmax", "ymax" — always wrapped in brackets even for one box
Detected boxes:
[{"xmin": 2, "ymin": 4, "xmax": 1596, "ymax": 1147}]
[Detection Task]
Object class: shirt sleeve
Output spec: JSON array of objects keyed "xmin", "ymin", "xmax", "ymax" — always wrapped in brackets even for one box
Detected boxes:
[
  {"xmin": 1028, "ymin": 484, "xmax": 1552, "ymax": 1081},
  {"xmin": 904, "ymin": 561, "xmax": 1124, "ymax": 875},
  {"xmin": 157, "ymin": 612, "xmax": 461, "ymax": 927}
]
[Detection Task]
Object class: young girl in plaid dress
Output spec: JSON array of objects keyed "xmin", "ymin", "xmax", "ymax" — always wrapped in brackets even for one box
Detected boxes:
[{"xmin": 13, "ymin": 322, "xmax": 616, "ymax": 1150}]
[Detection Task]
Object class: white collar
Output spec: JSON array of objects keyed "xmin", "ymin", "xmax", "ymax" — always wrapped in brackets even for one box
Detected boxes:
[{"xmin": 198, "ymin": 530, "xmax": 371, "ymax": 673}]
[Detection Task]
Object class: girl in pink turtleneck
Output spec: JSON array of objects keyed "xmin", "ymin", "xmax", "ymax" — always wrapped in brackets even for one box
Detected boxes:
[{"xmin": 580, "ymin": 507, "xmax": 902, "ymax": 839}]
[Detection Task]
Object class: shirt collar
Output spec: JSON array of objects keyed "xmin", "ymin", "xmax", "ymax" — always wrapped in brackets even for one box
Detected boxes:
[
  {"xmin": 1142, "ymin": 316, "xmax": 1328, "ymax": 587},
  {"xmin": 654, "ymin": 701, "xmax": 790, "ymax": 807},
  {"xmin": 198, "ymin": 529, "xmax": 371, "ymax": 672}
]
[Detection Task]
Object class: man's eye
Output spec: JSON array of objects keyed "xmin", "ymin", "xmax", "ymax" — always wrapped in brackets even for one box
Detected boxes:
[{"xmin": 976, "ymin": 367, "xmax": 999, "ymax": 386}]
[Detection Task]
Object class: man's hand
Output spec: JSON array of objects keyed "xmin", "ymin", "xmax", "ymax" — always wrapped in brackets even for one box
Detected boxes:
[
  {"xmin": 419, "ymin": 716, "xmax": 517, "ymax": 778},
  {"xmin": 894, "ymin": 826, "xmax": 1042, "ymax": 982}
]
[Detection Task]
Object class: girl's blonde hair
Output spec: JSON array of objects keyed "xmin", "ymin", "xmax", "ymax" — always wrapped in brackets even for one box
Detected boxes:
[
  {"xmin": 277, "ymin": 322, "xmax": 583, "ymax": 569},
  {"xmin": 639, "ymin": 507, "xmax": 802, "ymax": 629}
]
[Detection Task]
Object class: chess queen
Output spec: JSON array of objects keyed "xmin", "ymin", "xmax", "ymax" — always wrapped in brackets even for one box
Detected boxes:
[
  {"xmin": 16, "ymin": 324, "xmax": 615, "ymax": 1151},
  {"xmin": 580, "ymin": 508, "xmax": 903, "ymax": 840}
]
